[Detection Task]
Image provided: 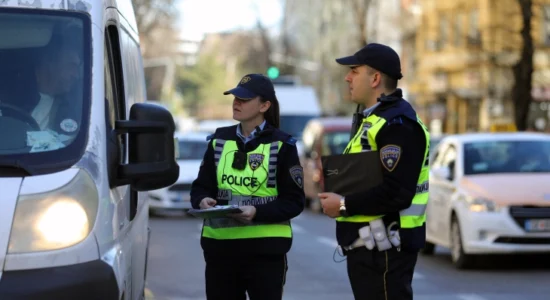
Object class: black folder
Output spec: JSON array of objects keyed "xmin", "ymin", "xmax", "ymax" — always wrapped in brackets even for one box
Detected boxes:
[{"xmin": 321, "ymin": 151, "xmax": 383, "ymax": 196}]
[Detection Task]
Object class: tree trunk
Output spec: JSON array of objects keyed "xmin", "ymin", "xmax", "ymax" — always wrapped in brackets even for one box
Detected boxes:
[
  {"xmin": 350, "ymin": 0, "xmax": 371, "ymax": 47},
  {"xmin": 512, "ymin": 0, "xmax": 534, "ymax": 131}
]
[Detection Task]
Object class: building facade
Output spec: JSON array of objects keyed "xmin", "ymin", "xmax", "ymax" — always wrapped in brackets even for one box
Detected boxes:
[{"xmin": 403, "ymin": 0, "xmax": 550, "ymax": 133}]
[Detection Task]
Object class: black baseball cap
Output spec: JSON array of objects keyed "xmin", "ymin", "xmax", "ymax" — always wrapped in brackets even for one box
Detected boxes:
[
  {"xmin": 335, "ymin": 43, "xmax": 403, "ymax": 80},
  {"xmin": 223, "ymin": 74, "xmax": 276, "ymax": 100}
]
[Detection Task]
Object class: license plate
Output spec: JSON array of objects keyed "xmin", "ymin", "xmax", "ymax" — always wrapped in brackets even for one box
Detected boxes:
[{"xmin": 525, "ymin": 219, "xmax": 550, "ymax": 232}]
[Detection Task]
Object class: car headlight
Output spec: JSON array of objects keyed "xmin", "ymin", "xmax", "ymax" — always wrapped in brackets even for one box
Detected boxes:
[
  {"xmin": 8, "ymin": 169, "xmax": 99, "ymax": 253},
  {"xmin": 468, "ymin": 197, "xmax": 500, "ymax": 212}
]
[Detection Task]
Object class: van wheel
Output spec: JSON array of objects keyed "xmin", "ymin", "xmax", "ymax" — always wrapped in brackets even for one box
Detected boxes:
[
  {"xmin": 450, "ymin": 216, "xmax": 475, "ymax": 269},
  {"xmin": 420, "ymin": 241, "xmax": 435, "ymax": 255}
]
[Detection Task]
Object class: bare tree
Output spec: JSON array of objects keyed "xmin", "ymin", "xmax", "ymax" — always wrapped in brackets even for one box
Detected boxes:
[
  {"xmin": 278, "ymin": 0, "xmax": 297, "ymax": 75},
  {"xmin": 132, "ymin": 0, "xmax": 180, "ymax": 58},
  {"xmin": 350, "ymin": 0, "xmax": 373, "ymax": 47},
  {"xmin": 512, "ymin": 0, "xmax": 534, "ymax": 131},
  {"xmin": 133, "ymin": 0, "xmax": 178, "ymax": 38}
]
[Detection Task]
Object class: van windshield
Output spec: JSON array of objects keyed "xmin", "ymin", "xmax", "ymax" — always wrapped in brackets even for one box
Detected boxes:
[{"xmin": 0, "ymin": 9, "xmax": 91, "ymax": 175}]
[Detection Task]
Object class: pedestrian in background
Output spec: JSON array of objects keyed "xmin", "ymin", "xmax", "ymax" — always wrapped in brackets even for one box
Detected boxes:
[
  {"xmin": 319, "ymin": 43, "xmax": 430, "ymax": 300},
  {"xmin": 190, "ymin": 73, "xmax": 305, "ymax": 300}
]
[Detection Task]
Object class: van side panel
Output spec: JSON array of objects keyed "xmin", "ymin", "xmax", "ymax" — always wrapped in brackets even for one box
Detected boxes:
[
  {"xmin": 116, "ymin": 8, "xmax": 149, "ymax": 299},
  {"xmin": 88, "ymin": 9, "xmax": 129, "ymax": 299}
]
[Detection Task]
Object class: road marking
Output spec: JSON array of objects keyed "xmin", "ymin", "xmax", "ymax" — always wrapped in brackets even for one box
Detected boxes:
[
  {"xmin": 292, "ymin": 224, "xmax": 306, "ymax": 233},
  {"xmin": 457, "ymin": 294, "xmax": 488, "ymax": 300},
  {"xmin": 316, "ymin": 236, "xmax": 338, "ymax": 247}
]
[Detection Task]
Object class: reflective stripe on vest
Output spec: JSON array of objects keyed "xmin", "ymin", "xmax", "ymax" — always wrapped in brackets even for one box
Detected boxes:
[
  {"xmin": 338, "ymin": 113, "xmax": 430, "ymax": 229},
  {"xmin": 203, "ymin": 139, "xmax": 292, "ymax": 240}
]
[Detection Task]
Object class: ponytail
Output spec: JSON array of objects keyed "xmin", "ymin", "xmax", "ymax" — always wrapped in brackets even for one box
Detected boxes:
[{"xmin": 261, "ymin": 96, "xmax": 280, "ymax": 129}]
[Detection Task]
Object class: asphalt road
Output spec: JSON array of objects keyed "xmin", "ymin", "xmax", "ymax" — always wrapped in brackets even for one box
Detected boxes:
[{"xmin": 145, "ymin": 210, "xmax": 550, "ymax": 300}]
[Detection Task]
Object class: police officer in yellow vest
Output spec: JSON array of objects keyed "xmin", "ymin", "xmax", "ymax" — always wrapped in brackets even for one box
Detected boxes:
[
  {"xmin": 319, "ymin": 43, "xmax": 430, "ymax": 300},
  {"xmin": 190, "ymin": 74, "xmax": 305, "ymax": 300}
]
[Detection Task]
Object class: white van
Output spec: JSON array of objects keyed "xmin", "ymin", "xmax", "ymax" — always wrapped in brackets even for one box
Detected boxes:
[
  {"xmin": 0, "ymin": 1, "xmax": 179, "ymax": 299},
  {"xmin": 275, "ymin": 85, "xmax": 322, "ymax": 156}
]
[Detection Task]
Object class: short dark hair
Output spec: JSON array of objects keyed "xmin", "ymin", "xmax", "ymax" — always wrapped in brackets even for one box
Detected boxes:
[
  {"xmin": 366, "ymin": 66, "xmax": 398, "ymax": 91},
  {"xmin": 381, "ymin": 73, "xmax": 398, "ymax": 91}
]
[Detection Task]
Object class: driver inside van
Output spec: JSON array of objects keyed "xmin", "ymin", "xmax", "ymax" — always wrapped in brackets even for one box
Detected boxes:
[
  {"xmin": 21, "ymin": 41, "xmax": 82, "ymax": 151},
  {"xmin": 32, "ymin": 42, "xmax": 81, "ymax": 132}
]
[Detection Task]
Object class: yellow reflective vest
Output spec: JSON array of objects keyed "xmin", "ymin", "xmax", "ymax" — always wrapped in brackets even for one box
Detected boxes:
[
  {"xmin": 338, "ymin": 102, "xmax": 430, "ymax": 230},
  {"xmin": 201, "ymin": 139, "xmax": 292, "ymax": 240}
]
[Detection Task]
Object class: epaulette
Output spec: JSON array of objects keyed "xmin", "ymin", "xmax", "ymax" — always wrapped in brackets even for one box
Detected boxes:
[
  {"xmin": 285, "ymin": 136, "xmax": 297, "ymax": 145},
  {"xmin": 206, "ymin": 133, "xmax": 214, "ymax": 141},
  {"xmin": 387, "ymin": 116, "xmax": 403, "ymax": 126}
]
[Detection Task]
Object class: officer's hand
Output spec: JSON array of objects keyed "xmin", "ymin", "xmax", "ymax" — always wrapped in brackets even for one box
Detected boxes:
[
  {"xmin": 318, "ymin": 192, "xmax": 342, "ymax": 218},
  {"xmin": 229, "ymin": 206, "xmax": 256, "ymax": 223},
  {"xmin": 200, "ymin": 197, "xmax": 217, "ymax": 209}
]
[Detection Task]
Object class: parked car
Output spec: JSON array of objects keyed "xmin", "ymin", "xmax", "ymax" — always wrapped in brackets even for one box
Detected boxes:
[
  {"xmin": 424, "ymin": 132, "xmax": 550, "ymax": 269},
  {"xmin": 148, "ymin": 132, "xmax": 210, "ymax": 215},
  {"xmin": 300, "ymin": 117, "xmax": 351, "ymax": 211}
]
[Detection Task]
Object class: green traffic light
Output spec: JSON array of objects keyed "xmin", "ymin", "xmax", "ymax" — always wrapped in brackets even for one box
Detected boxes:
[{"xmin": 267, "ymin": 66, "xmax": 280, "ymax": 79}]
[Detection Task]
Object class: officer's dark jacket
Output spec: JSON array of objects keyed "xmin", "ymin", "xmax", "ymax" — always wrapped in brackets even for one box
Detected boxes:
[
  {"xmin": 339, "ymin": 89, "xmax": 428, "ymax": 252},
  {"xmin": 190, "ymin": 124, "xmax": 305, "ymax": 256}
]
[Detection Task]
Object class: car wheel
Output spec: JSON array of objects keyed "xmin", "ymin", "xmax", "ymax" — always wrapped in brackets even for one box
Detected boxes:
[{"xmin": 450, "ymin": 216, "xmax": 475, "ymax": 269}]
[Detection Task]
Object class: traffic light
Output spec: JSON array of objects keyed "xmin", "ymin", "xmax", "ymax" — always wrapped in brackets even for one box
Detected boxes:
[{"xmin": 267, "ymin": 66, "xmax": 280, "ymax": 79}]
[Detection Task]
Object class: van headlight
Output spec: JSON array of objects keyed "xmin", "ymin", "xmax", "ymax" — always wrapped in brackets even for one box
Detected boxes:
[{"xmin": 8, "ymin": 169, "xmax": 98, "ymax": 253}]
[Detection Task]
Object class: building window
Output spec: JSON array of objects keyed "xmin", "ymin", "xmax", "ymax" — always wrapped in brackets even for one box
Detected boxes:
[
  {"xmin": 454, "ymin": 14, "xmax": 462, "ymax": 47},
  {"xmin": 543, "ymin": 5, "xmax": 550, "ymax": 45},
  {"xmin": 468, "ymin": 10, "xmax": 481, "ymax": 45},
  {"xmin": 439, "ymin": 15, "xmax": 448, "ymax": 49}
]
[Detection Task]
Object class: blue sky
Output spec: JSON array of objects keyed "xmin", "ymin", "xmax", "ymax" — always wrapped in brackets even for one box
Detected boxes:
[{"xmin": 177, "ymin": 0, "xmax": 283, "ymax": 41}]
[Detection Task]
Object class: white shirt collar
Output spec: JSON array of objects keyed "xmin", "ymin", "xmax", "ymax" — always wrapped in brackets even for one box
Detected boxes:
[{"xmin": 236, "ymin": 120, "xmax": 267, "ymax": 143}]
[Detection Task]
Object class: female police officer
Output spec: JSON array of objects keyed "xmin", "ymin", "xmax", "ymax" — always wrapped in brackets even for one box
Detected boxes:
[{"xmin": 190, "ymin": 73, "xmax": 305, "ymax": 300}]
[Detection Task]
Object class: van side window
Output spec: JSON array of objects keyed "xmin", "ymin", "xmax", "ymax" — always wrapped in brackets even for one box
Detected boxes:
[
  {"xmin": 119, "ymin": 28, "xmax": 146, "ymax": 221},
  {"xmin": 105, "ymin": 26, "xmax": 127, "ymax": 163}
]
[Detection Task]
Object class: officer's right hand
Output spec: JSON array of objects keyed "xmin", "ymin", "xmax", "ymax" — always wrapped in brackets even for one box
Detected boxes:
[{"xmin": 200, "ymin": 197, "xmax": 217, "ymax": 209}]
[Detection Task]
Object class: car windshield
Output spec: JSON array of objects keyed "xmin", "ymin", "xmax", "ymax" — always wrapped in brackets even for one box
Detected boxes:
[
  {"xmin": 323, "ymin": 130, "xmax": 350, "ymax": 155},
  {"xmin": 279, "ymin": 115, "xmax": 316, "ymax": 140},
  {"xmin": 0, "ymin": 9, "xmax": 91, "ymax": 175},
  {"xmin": 463, "ymin": 140, "xmax": 550, "ymax": 175},
  {"xmin": 178, "ymin": 140, "xmax": 208, "ymax": 160}
]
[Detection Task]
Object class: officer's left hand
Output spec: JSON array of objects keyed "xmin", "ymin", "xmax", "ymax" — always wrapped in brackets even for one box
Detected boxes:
[
  {"xmin": 318, "ymin": 192, "xmax": 343, "ymax": 218},
  {"xmin": 229, "ymin": 206, "xmax": 256, "ymax": 223}
]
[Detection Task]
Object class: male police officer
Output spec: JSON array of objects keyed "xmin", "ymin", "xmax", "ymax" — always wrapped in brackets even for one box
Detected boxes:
[{"xmin": 319, "ymin": 43, "xmax": 430, "ymax": 300}]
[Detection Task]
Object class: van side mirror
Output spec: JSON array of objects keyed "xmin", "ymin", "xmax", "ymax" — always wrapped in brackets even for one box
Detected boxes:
[{"xmin": 113, "ymin": 103, "xmax": 179, "ymax": 191}]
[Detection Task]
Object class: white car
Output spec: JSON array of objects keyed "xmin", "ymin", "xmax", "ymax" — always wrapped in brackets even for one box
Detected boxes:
[
  {"xmin": 423, "ymin": 132, "xmax": 550, "ymax": 269},
  {"xmin": 148, "ymin": 132, "xmax": 210, "ymax": 214}
]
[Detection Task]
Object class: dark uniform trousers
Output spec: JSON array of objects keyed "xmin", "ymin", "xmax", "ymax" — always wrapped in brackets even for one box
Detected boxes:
[
  {"xmin": 346, "ymin": 247, "xmax": 418, "ymax": 300},
  {"xmin": 204, "ymin": 253, "xmax": 288, "ymax": 300}
]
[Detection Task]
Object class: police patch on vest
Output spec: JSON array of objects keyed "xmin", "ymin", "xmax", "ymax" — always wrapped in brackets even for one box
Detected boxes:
[
  {"xmin": 380, "ymin": 144, "xmax": 401, "ymax": 172},
  {"xmin": 248, "ymin": 153, "xmax": 264, "ymax": 170},
  {"xmin": 289, "ymin": 165, "xmax": 303, "ymax": 188}
]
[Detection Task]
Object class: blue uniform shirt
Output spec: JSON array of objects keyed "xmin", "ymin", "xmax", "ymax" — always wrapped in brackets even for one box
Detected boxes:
[{"xmin": 236, "ymin": 120, "xmax": 266, "ymax": 144}]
